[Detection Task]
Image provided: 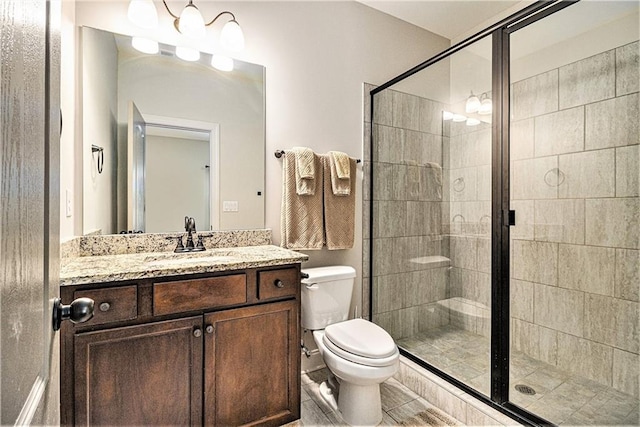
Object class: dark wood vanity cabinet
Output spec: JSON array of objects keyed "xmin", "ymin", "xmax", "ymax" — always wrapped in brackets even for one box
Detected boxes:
[{"xmin": 60, "ymin": 265, "xmax": 301, "ymax": 427}]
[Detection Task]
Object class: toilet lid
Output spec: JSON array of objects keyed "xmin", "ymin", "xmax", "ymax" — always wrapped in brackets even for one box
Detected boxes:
[{"xmin": 324, "ymin": 319, "xmax": 397, "ymax": 359}]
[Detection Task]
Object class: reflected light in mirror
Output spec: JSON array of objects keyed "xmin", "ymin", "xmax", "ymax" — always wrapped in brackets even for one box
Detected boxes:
[
  {"xmin": 442, "ymin": 111, "xmax": 454, "ymax": 121},
  {"xmin": 176, "ymin": 46, "xmax": 200, "ymax": 61},
  {"xmin": 479, "ymin": 94, "xmax": 492, "ymax": 115},
  {"xmin": 465, "ymin": 91, "xmax": 481, "ymax": 113},
  {"xmin": 211, "ymin": 54, "xmax": 234, "ymax": 72},
  {"xmin": 466, "ymin": 117, "xmax": 481, "ymax": 126},
  {"xmin": 131, "ymin": 37, "xmax": 159, "ymax": 54},
  {"xmin": 452, "ymin": 113, "xmax": 467, "ymax": 122}
]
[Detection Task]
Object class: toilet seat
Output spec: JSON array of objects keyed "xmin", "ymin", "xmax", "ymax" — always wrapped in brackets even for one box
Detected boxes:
[{"xmin": 323, "ymin": 319, "xmax": 399, "ymax": 367}]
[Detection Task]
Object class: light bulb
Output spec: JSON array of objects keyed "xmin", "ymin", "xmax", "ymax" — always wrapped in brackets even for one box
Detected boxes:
[
  {"xmin": 220, "ymin": 20, "xmax": 245, "ymax": 52},
  {"xmin": 211, "ymin": 54, "xmax": 234, "ymax": 71},
  {"xmin": 442, "ymin": 111, "xmax": 454, "ymax": 121},
  {"xmin": 179, "ymin": 3, "xmax": 206, "ymax": 39},
  {"xmin": 465, "ymin": 92, "xmax": 481, "ymax": 113},
  {"xmin": 127, "ymin": 0, "xmax": 158, "ymax": 29},
  {"xmin": 452, "ymin": 114, "xmax": 467, "ymax": 122},
  {"xmin": 466, "ymin": 117, "xmax": 481, "ymax": 126},
  {"xmin": 176, "ymin": 46, "xmax": 200, "ymax": 62},
  {"xmin": 131, "ymin": 37, "xmax": 159, "ymax": 54}
]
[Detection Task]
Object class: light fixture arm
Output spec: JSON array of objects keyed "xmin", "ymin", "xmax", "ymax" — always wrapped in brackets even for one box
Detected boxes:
[
  {"xmin": 205, "ymin": 11, "xmax": 237, "ymax": 27},
  {"xmin": 161, "ymin": 0, "xmax": 181, "ymax": 20}
]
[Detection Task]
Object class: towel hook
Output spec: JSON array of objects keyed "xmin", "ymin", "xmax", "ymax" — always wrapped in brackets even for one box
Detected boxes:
[{"xmin": 91, "ymin": 145, "xmax": 104, "ymax": 174}]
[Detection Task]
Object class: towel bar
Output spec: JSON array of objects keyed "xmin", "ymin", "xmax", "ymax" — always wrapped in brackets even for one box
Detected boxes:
[{"xmin": 274, "ymin": 150, "xmax": 361, "ymax": 163}]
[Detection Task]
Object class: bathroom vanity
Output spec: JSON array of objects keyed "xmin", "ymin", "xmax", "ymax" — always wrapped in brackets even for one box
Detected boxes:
[{"xmin": 59, "ymin": 243, "xmax": 307, "ymax": 426}]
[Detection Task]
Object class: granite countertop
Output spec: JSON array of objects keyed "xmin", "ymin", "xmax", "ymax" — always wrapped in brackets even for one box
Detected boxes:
[{"xmin": 60, "ymin": 245, "xmax": 309, "ymax": 286}]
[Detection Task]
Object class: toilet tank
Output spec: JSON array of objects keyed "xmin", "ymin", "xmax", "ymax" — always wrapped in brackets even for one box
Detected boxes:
[{"xmin": 301, "ymin": 266, "xmax": 356, "ymax": 330}]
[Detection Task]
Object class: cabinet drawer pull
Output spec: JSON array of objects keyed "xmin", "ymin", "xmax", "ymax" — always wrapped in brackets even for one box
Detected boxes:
[
  {"xmin": 99, "ymin": 302, "xmax": 111, "ymax": 312},
  {"xmin": 274, "ymin": 279, "xmax": 284, "ymax": 288},
  {"xmin": 205, "ymin": 325, "xmax": 214, "ymax": 334},
  {"xmin": 193, "ymin": 328, "xmax": 202, "ymax": 338}
]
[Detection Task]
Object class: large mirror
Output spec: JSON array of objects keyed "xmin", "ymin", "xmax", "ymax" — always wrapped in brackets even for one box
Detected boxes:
[{"xmin": 81, "ymin": 26, "xmax": 265, "ymax": 235}]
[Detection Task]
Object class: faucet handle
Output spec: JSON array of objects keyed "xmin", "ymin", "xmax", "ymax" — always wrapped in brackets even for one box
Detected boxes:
[
  {"xmin": 194, "ymin": 235, "xmax": 206, "ymax": 252},
  {"xmin": 167, "ymin": 235, "xmax": 186, "ymax": 253}
]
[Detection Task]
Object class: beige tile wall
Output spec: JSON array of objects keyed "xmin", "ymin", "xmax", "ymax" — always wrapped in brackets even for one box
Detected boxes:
[
  {"xmin": 510, "ymin": 40, "xmax": 639, "ymax": 398},
  {"xmin": 365, "ymin": 83, "xmax": 451, "ymax": 339}
]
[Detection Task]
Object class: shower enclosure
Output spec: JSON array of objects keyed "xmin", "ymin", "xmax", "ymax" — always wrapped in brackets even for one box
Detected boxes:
[{"xmin": 367, "ymin": 1, "xmax": 639, "ymax": 425}]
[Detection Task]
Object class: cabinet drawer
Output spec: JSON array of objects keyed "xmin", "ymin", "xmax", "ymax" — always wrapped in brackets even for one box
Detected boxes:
[
  {"xmin": 258, "ymin": 268, "xmax": 298, "ymax": 300},
  {"xmin": 74, "ymin": 285, "xmax": 137, "ymax": 326},
  {"xmin": 153, "ymin": 274, "xmax": 247, "ymax": 316}
]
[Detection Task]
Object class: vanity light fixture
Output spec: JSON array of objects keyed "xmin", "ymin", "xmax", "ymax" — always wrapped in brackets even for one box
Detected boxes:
[
  {"xmin": 128, "ymin": 0, "xmax": 158, "ymax": 29},
  {"xmin": 465, "ymin": 91, "xmax": 481, "ymax": 113},
  {"xmin": 442, "ymin": 111, "xmax": 454, "ymax": 121},
  {"xmin": 452, "ymin": 113, "xmax": 467, "ymax": 122},
  {"xmin": 127, "ymin": 0, "xmax": 245, "ymax": 52},
  {"xmin": 478, "ymin": 93, "xmax": 492, "ymax": 115}
]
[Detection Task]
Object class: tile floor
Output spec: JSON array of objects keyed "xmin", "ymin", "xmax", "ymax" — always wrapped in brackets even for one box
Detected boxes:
[
  {"xmin": 288, "ymin": 367, "xmax": 463, "ymax": 426},
  {"xmin": 396, "ymin": 326, "xmax": 639, "ymax": 426}
]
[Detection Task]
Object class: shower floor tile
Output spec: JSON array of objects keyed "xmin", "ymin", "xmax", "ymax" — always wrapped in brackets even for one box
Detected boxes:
[
  {"xmin": 285, "ymin": 367, "xmax": 464, "ymax": 426},
  {"xmin": 397, "ymin": 326, "xmax": 639, "ymax": 426}
]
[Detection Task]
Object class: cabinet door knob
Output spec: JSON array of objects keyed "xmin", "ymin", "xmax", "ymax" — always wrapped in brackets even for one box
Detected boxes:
[
  {"xmin": 193, "ymin": 328, "xmax": 202, "ymax": 338},
  {"xmin": 274, "ymin": 279, "xmax": 284, "ymax": 288},
  {"xmin": 205, "ymin": 325, "xmax": 214, "ymax": 334},
  {"xmin": 99, "ymin": 302, "xmax": 111, "ymax": 312}
]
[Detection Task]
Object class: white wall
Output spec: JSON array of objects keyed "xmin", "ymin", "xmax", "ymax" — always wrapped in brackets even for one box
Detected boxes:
[
  {"xmin": 145, "ymin": 135, "xmax": 210, "ymax": 232},
  {"xmin": 62, "ymin": 1, "xmax": 450, "ymax": 312},
  {"xmin": 81, "ymin": 27, "xmax": 118, "ymax": 234}
]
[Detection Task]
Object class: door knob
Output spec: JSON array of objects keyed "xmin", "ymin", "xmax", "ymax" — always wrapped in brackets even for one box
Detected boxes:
[{"xmin": 52, "ymin": 297, "xmax": 95, "ymax": 331}]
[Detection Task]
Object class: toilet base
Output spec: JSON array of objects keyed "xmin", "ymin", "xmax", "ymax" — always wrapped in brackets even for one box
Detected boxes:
[{"xmin": 338, "ymin": 382, "xmax": 383, "ymax": 426}]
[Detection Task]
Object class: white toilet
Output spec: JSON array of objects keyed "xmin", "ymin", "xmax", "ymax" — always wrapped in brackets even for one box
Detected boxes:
[{"xmin": 301, "ymin": 266, "xmax": 399, "ymax": 426}]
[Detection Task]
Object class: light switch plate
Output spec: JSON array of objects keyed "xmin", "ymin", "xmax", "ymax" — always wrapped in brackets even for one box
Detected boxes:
[{"xmin": 223, "ymin": 201, "xmax": 239, "ymax": 212}]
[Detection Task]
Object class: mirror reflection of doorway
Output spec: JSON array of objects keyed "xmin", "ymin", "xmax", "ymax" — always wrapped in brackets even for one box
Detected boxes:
[
  {"xmin": 145, "ymin": 126, "xmax": 211, "ymax": 233},
  {"xmin": 127, "ymin": 101, "xmax": 219, "ymax": 233}
]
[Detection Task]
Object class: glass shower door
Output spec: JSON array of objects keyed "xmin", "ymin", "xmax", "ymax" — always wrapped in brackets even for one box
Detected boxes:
[
  {"xmin": 508, "ymin": 2, "xmax": 639, "ymax": 424},
  {"xmin": 370, "ymin": 34, "xmax": 494, "ymax": 398}
]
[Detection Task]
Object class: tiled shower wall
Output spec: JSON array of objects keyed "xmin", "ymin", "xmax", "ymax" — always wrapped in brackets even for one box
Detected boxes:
[
  {"xmin": 509, "ymin": 40, "xmax": 639, "ymax": 397},
  {"xmin": 445, "ymin": 118, "xmax": 492, "ymax": 339},
  {"xmin": 364, "ymin": 84, "xmax": 451, "ymax": 340}
]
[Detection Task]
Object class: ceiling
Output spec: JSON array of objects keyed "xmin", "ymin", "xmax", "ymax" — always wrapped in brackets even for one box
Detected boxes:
[{"xmin": 359, "ymin": 0, "xmax": 524, "ymax": 40}]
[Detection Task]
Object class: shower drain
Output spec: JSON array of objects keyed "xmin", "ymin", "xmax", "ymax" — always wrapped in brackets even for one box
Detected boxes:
[{"xmin": 515, "ymin": 384, "xmax": 536, "ymax": 395}]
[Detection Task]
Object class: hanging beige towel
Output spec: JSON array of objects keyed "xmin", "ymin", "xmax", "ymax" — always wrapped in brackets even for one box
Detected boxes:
[
  {"xmin": 328, "ymin": 151, "xmax": 351, "ymax": 196},
  {"xmin": 330, "ymin": 151, "xmax": 350, "ymax": 179},
  {"xmin": 281, "ymin": 152, "xmax": 324, "ymax": 250},
  {"xmin": 291, "ymin": 147, "xmax": 316, "ymax": 195},
  {"xmin": 323, "ymin": 155, "xmax": 356, "ymax": 250}
]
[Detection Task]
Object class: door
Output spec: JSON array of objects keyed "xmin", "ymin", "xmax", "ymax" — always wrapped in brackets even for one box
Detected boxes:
[
  {"xmin": 127, "ymin": 100, "xmax": 146, "ymax": 232},
  {"xmin": 0, "ymin": 0, "xmax": 60, "ymax": 424},
  {"xmin": 204, "ymin": 300, "xmax": 300, "ymax": 426},
  {"xmin": 73, "ymin": 317, "xmax": 203, "ymax": 425}
]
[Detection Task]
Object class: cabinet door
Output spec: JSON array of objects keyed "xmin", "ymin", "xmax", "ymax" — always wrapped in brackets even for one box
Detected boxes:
[
  {"xmin": 204, "ymin": 300, "xmax": 300, "ymax": 427},
  {"xmin": 74, "ymin": 317, "xmax": 203, "ymax": 426}
]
